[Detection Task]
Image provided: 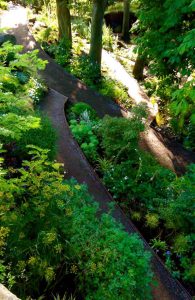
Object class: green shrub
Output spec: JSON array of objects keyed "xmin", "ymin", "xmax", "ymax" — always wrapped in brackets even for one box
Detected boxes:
[
  {"xmin": 45, "ymin": 38, "xmax": 71, "ymax": 67},
  {"xmin": 99, "ymin": 106, "xmax": 146, "ymax": 160},
  {"xmin": 71, "ymin": 213, "xmax": 153, "ymax": 300},
  {"xmin": 0, "ymin": 147, "xmax": 153, "ymax": 299},
  {"xmin": 160, "ymin": 164, "xmax": 195, "ymax": 234},
  {"xmin": 70, "ymin": 120, "xmax": 99, "ymax": 162},
  {"xmin": 68, "ymin": 102, "xmax": 98, "ymax": 121},
  {"xmin": 98, "ymin": 77, "xmax": 130, "ymax": 108},
  {"xmin": 0, "ymin": 0, "xmax": 8, "ymax": 10},
  {"xmin": 102, "ymin": 25, "xmax": 118, "ymax": 52},
  {"xmin": 70, "ymin": 54, "xmax": 100, "ymax": 87},
  {"xmin": 0, "ymin": 39, "xmax": 48, "ymax": 155},
  {"xmin": 102, "ymin": 154, "xmax": 174, "ymax": 209},
  {"xmin": 72, "ymin": 17, "xmax": 91, "ymax": 41},
  {"xmin": 184, "ymin": 123, "xmax": 195, "ymax": 151},
  {"xmin": 17, "ymin": 114, "xmax": 57, "ymax": 160},
  {"xmin": 68, "ymin": 94, "xmax": 195, "ymax": 284}
]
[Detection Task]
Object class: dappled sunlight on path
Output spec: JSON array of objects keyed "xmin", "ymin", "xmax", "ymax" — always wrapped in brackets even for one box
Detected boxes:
[
  {"xmin": 0, "ymin": 2, "xmax": 27, "ymax": 28},
  {"xmin": 102, "ymin": 49, "xmax": 158, "ymax": 122}
]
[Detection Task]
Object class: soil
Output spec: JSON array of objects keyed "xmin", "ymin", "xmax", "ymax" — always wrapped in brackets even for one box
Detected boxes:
[{"xmin": 0, "ymin": 4, "xmax": 194, "ymax": 299}]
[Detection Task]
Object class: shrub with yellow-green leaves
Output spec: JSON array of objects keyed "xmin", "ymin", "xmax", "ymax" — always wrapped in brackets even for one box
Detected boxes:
[{"xmin": 0, "ymin": 147, "xmax": 153, "ymax": 299}]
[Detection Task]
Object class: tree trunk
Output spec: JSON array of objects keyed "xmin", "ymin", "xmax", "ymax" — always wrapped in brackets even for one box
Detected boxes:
[
  {"xmin": 56, "ymin": 0, "xmax": 72, "ymax": 45},
  {"xmin": 133, "ymin": 55, "xmax": 145, "ymax": 81},
  {"xmin": 89, "ymin": 0, "xmax": 107, "ymax": 67},
  {"xmin": 122, "ymin": 0, "xmax": 130, "ymax": 42}
]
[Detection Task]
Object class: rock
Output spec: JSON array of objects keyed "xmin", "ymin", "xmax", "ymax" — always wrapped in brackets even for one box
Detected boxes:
[
  {"xmin": 0, "ymin": 284, "xmax": 20, "ymax": 300},
  {"xmin": 0, "ymin": 34, "xmax": 16, "ymax": 46}
]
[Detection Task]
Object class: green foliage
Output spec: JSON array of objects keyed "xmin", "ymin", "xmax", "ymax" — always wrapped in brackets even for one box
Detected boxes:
[
  {"xmin": 17, "ymin": 114, "xmax": 57, "ymax": 161},
  {"xmin": 99, "ymin": 106, "xmax": 146, "ymax": 160},
  {"xmin": 184, "ymin": 123, "xmax": 195, "ymax": 151},
  {"xmin": 151, "ymin": 239, "xmax": 167, "ymax": 252},
  {"xmin": 0, "ymin": 113, "xmax": 40, "ymax": 141},
  {"xmin": 0, "ymin": 0, "xmax": 8, "ymax": 10},
  {"xmin": 102, "ymin": 153, "xmax": 174, "ymax": 209},
  {"xmin": 53, "ymin": 294, "xmax": 76, "ymax": 300},
  {"xmin": 72, "ymin": 17, "xmax": 91, "ymax": 40},
  {"xmin": 1, "ymin": 147, "xmax": 153, "ymax": 299},
  {"xmin": 0, "ymin": 39, "xmax": 51, "ymax": 158},
  {"xmin": 66, "ymin": 185, "xmax": 153, "ymax": 300},
  {"xmin": 68, "ymin": 102, "xmax": 98, "ymax": 121},
  {"xmin": 160, "ymin": 164, "xmax": 195, "ymax": 234},
  {"xmin": 135, "ymin": 0, "xmax": 195, "ymax": 150},
  {"xmin": 98, "ymin": 76, "xmax": 130, "ymax": 108},
  {"xmin": 70, "ymin": 54, "xmax": 100, "ymax": 87},
  {"xmin": 135, "ymin": 0, "xmax": 195, "ymax": 76},
  {"xmin": 46, "ymin": 38, "xmax": 71, "ymax": 67},
  {"xmin": 69, "ymin": 100, "xmax": 195, "ymax": 283},
  {"xmin": 70, "ymin": 119, "xmax": 99, "ymax": 162},
  {"xmin": 9, "ymin": 48, "xmax": 47, "ymax": 75},
  {"xmin": 102, "ymin": 25, "xmax": 118, "ymax": 52},
  {"xmin": 170, "ymin": 75, "xmax": 195, "ymax": 135},
  {"xmin": 0, "ymin": 42, "xmax": 22, "ymax": 65},
  {"xmin": 145, "ymin": 213, "xmax": 159, "ymax": 229},
  {"xmin": 0, "ymin": 147, "xmax": 69, "ymax": 297}
]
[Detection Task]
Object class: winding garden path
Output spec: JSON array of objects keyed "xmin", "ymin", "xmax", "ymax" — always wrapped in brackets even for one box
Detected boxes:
[{"xmin": 0, "ymin": 4, "xmax": 194, "ymax": 299}]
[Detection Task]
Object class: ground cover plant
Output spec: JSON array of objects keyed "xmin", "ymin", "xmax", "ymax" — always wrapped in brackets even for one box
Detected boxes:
[
  {"xmin": 0, "ymin": 37, "xmax": 154, "ymax": 299},
  {"xmin": 68, "ymin": 101, "xmax": 195, "ymax": 290}
]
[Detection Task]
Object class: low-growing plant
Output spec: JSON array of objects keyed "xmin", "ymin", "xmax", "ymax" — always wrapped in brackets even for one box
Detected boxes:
[
  {"xmin": 46, "ymin": 38, "xmax": 71, "ymax": 67},
  {"xmin": 70, "ymin": 120, "xmax": 99, "ymax": 162},
  {"xmin": 151, "ymin": 239, "xmax": 167, "ymax": 252},
  {"xmin": 102, "ymin": 25, "xmax": 118, "ymax": 52},
  {"xmin": 145, "ymin": 213, "xmax": 159, "ymax": 229},
  {"xmin": 98, "ymin": 76, "xmax": 130, "ymax": 108},
  {"xmin": 17, "ymin": 114, "xmax": 57, "ymax": 160},
  {"xmin": 68, "ymin": 102, "xmax": 98, "ymax": 121},
  {"xmin": 99, "ymin": 106, "xmax": 146, "ymax": 161},
  {"xmin": 70, "ymin": 54, "xmax": 100, "ymax": 87},
  {"xmin": 0, "ymin": 38, "xmax": 50, "ymax": 159}
]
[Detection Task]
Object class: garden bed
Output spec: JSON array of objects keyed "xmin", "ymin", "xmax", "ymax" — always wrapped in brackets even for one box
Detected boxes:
[{"xmin": 66, "ymin": 101, "xmax": 195, "ymax": 296}]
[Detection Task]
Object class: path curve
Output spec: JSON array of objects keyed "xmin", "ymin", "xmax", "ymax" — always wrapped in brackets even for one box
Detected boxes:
[{"xmin": 0, "ymin": 5, "xmax": 194, "ymax": 299}]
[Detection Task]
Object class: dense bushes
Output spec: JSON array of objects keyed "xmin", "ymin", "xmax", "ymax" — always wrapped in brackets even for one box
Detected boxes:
[
  {"xmin": 68, "ymin": 102, "xmax": 195, "ymax": 285},
  {"xmin": 0, "ymin": 41, "xmax": 56, "ymax": 161},
  {"xmin": 143, "ymin": 74, "xmax": 195, "ymax": 150},
  {"xmin": 0, "ymin": 148, "xmax": 153, "ymax": 299}
]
